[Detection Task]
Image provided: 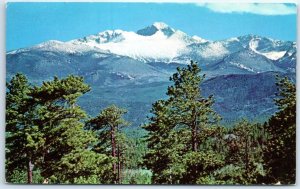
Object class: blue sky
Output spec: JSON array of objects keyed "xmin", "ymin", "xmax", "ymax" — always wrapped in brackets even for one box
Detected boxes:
[{"xmin": 6, "ymin": 3, "xmax": 296, "ymax": 51}]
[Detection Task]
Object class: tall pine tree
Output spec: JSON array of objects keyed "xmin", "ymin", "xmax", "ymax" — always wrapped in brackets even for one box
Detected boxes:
[
  {"xmin": 6, "ymin": 73, "xmax": 41, "ymax": 183},
  {"xmin": 6, "ymin": 74, "xmax": 112, "ymax": 184},
  {"xmin": 86, "ymin": 104, "xmax": 130, "ymax": 184},
  {"xmin": 263, "ymin": 76, "xmax": 296, "ymax": 184},
  {"xmin": 143, "ymin": 61, "xmax": 221, "ymax": 184}
]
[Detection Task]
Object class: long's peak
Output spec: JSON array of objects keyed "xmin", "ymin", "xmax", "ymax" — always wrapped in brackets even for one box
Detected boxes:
[
  {"xmin": 137, "ymin": 22, "xmax": 175, "ymax": 36},
  {"xmin": 152, "ymin": 22, "xmax": 169, "ymax": 29}
]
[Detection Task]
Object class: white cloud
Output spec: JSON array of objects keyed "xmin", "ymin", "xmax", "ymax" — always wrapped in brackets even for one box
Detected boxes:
[{"xmin": 197, "ymin": 3, "xmax": 296, "ymax": 15}]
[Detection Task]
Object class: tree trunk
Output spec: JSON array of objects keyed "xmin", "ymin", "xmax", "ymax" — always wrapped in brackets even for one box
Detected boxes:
[
  {"xmin": 245, "ymin": 136, "xmax": 249, "ymax": 174},
  {"xmin": 117, "ymin": 143, "xmax": 121, "ymax": 184},
  {"xmin": 191, "ymin": 112, "xmax": 198, "ymax": 182},
  {"xmin": 192, "ymin": 126, "xmax": 198, "ymax": 152},
  {"xmin": 27, "ymin": 159, "xmax": 33, "ymax": 184},
  {"xmin": 191, "ymin": 108, "xmax": 198, "ymax": 152},
  {"xmin": 111, "ymin": 126, "xmax": 117, "ymax": 183}
]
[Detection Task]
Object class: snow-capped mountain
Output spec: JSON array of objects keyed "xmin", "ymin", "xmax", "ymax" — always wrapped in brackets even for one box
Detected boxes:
[
  {"xmin": 69, "ymin": 22, "xmax": 207, "ymax": 62},
  {"xmin": 69, "ymin": 23, "xmax": 294, "ymax": 66},
  {"xmin": 8, "ymin": 22, "xmax": 295, "ymax": 73},
  {"xmin": 6, "ymin": 22, "xmax": 296, "ymax": 125}
]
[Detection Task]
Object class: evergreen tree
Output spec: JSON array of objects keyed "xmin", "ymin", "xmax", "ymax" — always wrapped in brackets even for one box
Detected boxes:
[
  {"xmin": 142, "ymin": 100, "xmax": 177, "ymax": 183},
  {"xmin": 264, "ymin": 76, "xmax": 296, "ymax": 184},
  {"xmin": 86, "ymin": 105, "xmax": 130, "ymax": 184},
  {"xmin": 143, "ymin": 61, "xmax": 221, "ymax": 184},
  {"xmin": 222, "ymin": 120, "xmax": 266, "ymax": 184},
  {"xmin": 122, "ymin": 129, "xmax": 148, "ymax": 170},
  {"xmin": 52, "ymin": 149, "xmax": 112, "ymax": 184},
  {"xmin": 167, "ymin": 61, "xmax": 220, "ymax": 152},
  {"xmin": 6, "ymin": 73, "xmax": 41, "ymax": 183},
  {"xmin": 6, "ymin": 74, "xmax": 111, "ymax": 184},
  {"xmin": 27, "ymin": 75, "xmax": 98, "ymax": 183}
]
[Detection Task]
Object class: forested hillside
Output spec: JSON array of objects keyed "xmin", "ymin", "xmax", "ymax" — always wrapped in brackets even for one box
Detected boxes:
[{"xmin": 5, "ymin": 61, "xmax": 295, "ymax": 184}]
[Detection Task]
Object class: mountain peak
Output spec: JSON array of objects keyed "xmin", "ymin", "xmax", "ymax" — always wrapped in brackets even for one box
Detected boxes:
[
  {"xmin": 137, "ymin": 22, "xmax": 175, "ymax": 36},
  {"xmin": 152, "ymin": 22, "xmax": 169, "ymax": 30}
]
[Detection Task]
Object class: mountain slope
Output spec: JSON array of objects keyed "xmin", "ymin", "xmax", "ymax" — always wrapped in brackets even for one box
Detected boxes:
[
  {"xmin": 201, "ymin": 72, "xmax": 295, "ymax": 123},
  {"xmin": 6, "ymin": 22, "xmax": 296, "ymax": 126},
  {"xmin": 7, "ymin": 22, "xmax": 295, "ymax": 76}
]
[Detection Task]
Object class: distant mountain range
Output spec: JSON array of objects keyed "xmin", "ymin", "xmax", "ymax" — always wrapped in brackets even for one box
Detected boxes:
[{"xmin": 6, "ymin": 22, "xmax": 296, "ymax": 126}]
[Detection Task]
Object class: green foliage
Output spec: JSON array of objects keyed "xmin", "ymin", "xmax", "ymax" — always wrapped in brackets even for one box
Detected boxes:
[
  {"xmin": 50, "ymin": 149, "xmax": 112, "ymax": 184},
  {"xmin": 6, "ymin": 73, "xmax": 42, "ymax": 181},
  {"xmin": 31, "ymin": 75, "xmax": 90, "ymax": 105},
  {"xmin": 263, "ymin": 76, "xmax": 296, "ymax": 184},
  {"xmin": 6, "ymin": 67, "xmax": 295, "ymax": 185},
  {"xmin": 143, "ymin": 61, "xmax": 222, "ymax": 184},
  {"xmin": 6, "ymin": 169, "xmax": 44, "ymax": 184},
  {"xmin": 86, "ymin": 104, "xmax": 129, "ymax": 155},
  {"xmin": 122, "ymin": 129, "xmax": 148, "ymax": 169},
  {"xmin": 142, "ymin": 61, "xmax": 272, "ymax": 185},
  {"xmin": 86, "ymin": 104, "xmax": 130, "ymax": 184},
  {"xmin": 122, "ymin": 169, "xmax": 152, "ymax": 184},
  {"xmin": 221, "ymin": 120, "xmax": 267, "ymax": 184},
  {"xmin": 166, "ymin": 61, "xmax": 220, "ymax": 152},
  {"xmin": 6, "ymin": 73, "xmax": 31, "ymax": 133},
  {"xmin": 6, "ymin": 74, "xmax": 110, "ymax": 184},
  {"xmin": 209, "ymin": 164, "xmax": 244, "ymax": 185},
  {"xmin": 182, "ymin": 151, "xmax": 225, "ymax": 184},
  {"xmin": 28, "ymin": 75, "xmax": 96, "ymax": 182}
]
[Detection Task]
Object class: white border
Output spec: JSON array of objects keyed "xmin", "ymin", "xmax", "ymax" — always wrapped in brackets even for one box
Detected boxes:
[{"xmin": 0, "ymin": 0, "xmax": 299, "ymax": 188}]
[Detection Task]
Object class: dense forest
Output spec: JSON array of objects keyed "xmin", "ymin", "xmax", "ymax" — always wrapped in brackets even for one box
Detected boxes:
[{"xmin": 5, "ymin": 61, "xmax": 295, "ymax": 184}]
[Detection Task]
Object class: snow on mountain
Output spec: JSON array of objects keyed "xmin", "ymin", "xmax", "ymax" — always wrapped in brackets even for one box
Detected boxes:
[
  {"xmin": 152, "ymin": 22, "xmax": 171, "ymax": 30},
  {"xmin": 249, "ymin": 37, "xmax": 286, "ymax": 60},
  {"xmin": 6, "ymin": 23, "xmax": 296, "ymax": 126},
  {"xmin": 192, "ymin": 35, "xmax": 208, "ymax": 43},
  {"xmin": 196, "ymin": 41, "xmax": 230, "ymax": 59},
  {"xmin": 71, "ymin": 22, "xmax": 207, "ymax": 62},
  {"xmin": 6, "ymin": 22, "xmax": 296, "ymax": 74},
  {"xmin": 260, "ymin": 51, "xmax": 287, "ymax": 60},
  {"xmin": 7, "ymin": 39, "xmax": 109, "ymax": 55},
  {"xmin": 205, "ymin": 48, "xmax": 283, "ymax": 77},
  {"xmin": 75, "ymin": 30, "xmax": 186, "ymax": 62},
  {"xmin": 137, "ymin": 22, "xmax": 175, "ymax": 36}
]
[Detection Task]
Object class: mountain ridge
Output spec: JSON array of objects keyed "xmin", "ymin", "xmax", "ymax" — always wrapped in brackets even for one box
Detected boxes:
[
  {"xmin": 8, "ymin": 22, "xmax": 296, "ymax": 69},
  {"xmin": 6, "ymin": 22, "xmax": 296, "ymax": 125}
]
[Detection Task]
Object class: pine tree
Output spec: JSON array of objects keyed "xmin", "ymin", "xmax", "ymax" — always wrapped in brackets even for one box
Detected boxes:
[
  {"xmin": 52, "ymin": 149, "xmax": 112, "ymax": 184},
  {"xmin": 6, "ymin": 73, "xmax": 41, "ymax": 183},
  {"xmin": 142, "ymin": 100, "xmax": 179, "ymax": 183},
  {"xmin": 143, "ymin": 61, "xmax": 221, "ymax": 184},
  {"xmin": 166, "ymin": 61, "xmax": 220, "ymax": 152},
  {"xmin": 6, "ymin": 74, "xmax": 111, "ymax": 184},
  {"xmin": 222, "ymin": 120, "xmax": 266, "ymax": 184},
  {"xmin": 26, "ymin": 75, "xmax": 97, "ymax": 182},
  {"xmin": 86, "ymin": 104, "xmax": 130, "ymax": 184},
  {"xmin": 264, "ymin": 76, "xmax": 296, "ymax": 184}
]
